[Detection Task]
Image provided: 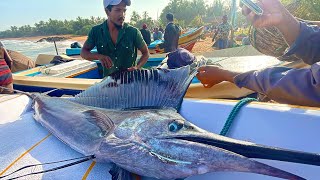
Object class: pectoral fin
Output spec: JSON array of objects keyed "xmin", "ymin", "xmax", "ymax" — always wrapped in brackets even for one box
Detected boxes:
[{"xmin": 84, "ymin": 110, "xmax": 114, "ymax": 136}]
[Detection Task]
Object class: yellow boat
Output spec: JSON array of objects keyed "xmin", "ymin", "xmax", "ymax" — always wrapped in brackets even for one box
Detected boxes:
[{"xmin": 148, "ymin": 26, "xmax": 204, "ymax": 54}]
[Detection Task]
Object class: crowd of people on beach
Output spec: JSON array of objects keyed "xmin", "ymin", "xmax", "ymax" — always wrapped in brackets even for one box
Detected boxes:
[
  {"xmin": 139, "ymin": 23, "xmax": 164, "ymax": 45},
  {"xmin": 1, "ymin": 0, "xmax": 320, "ymax": 108}
]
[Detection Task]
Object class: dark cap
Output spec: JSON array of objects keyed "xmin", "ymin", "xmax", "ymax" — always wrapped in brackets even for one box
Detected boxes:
[
  {"xmin": 142, "ymin": 23, "xmax": 147, "ymax": 29},
  {"xmin": 103, "ymin": 0, "xmax": 131, "ymax": 8},
  {"xmin": 167, "ymin": 48, "xmax": 196, "ymax": 69}
]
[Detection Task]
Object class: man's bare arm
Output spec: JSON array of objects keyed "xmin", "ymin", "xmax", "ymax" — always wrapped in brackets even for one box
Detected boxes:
[
  {"xmin": 80, "ymin": 41, "xmax": 99, "ymax": 60},
  {"xmin": 136, "ymin": 44, "xmax": 150, "ymax": 68},
  {"xmin": 80, "ymin": 41, "xmax": 113, "ymax": 68}
]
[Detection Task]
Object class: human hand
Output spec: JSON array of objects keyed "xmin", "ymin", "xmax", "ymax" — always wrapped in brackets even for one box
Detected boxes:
[
  {"xmin": 242, "ymin": 0, "xmax": 288, "ymax": 28},
  {"xmin": 97, "ymin": 54, "xmax": 113, "ymax": 69},
  {"xmin": 127, "ymin": 66, "xmax": 139, "ymax": 71},
  {"xmin": 197, "ymin": 66, "xmax": 227, "ymax": 88},
  {"xmin": 197, "ymin": 65, "xmax": 238, "ymax": 88}
]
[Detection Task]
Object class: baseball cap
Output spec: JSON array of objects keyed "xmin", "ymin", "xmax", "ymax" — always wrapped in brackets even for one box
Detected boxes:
[
  {"xmin": 103, "ymin": 0, "xmax": 131, "ymax": 8},
  {"xmin": 167, "ymin": 48, "xmax": 196, "ymax": 69},
  {"xmin": 142, "ymin": 23, "xmax": 147, "ymax": 29}
]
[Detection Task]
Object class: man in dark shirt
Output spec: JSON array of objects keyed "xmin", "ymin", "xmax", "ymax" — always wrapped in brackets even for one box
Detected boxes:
[
  {"xmin": 163, "ymin": 13, "xmax": 181, "ymax": 53},
  {"xmin": 140, "ymin": 23, "xmax": 151, "ymax": 45},
  {"xmin": 81, "ymin": 0, "xmax": 149, "ymax": 77}
]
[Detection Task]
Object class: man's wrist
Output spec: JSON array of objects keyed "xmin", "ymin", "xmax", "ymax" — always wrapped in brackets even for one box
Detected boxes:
[
  {"xmin": 136, "ymin": 62, "xmax": 144, "ymax": 69},
  {"xmin": 94, "ymin": 54, "xmax": 103, "ymax": 60},
  {"xmin": 275, "ymin": 8, "xmax": 300, "ymax": 46},
  {"xmin": 276, "ymin": 8, "xmax": 298, "ymax": 31},
  {"xmin": 223, "ymin": 69, "xmax": 239, "ymax": 83}
]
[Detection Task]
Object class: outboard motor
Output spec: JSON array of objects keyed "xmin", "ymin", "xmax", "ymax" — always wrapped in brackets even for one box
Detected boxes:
[{"xmin": 70, "ymin": 42, "xmax": 82, "ymax": 48}]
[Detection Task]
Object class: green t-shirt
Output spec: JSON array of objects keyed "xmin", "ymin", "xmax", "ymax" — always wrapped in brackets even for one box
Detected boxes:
[{"xmin": 86, "ymin": 20, "xmax": 146, "ymax": 77}]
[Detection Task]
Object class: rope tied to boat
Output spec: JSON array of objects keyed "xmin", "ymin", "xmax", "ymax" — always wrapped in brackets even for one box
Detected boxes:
[
  {"xmin": 220, "ymin": 98, "xmax": 258, "ymax": 136},
  {"xmin": 0, "ymin": 155, "xmax": 95, "ymax": 180}
]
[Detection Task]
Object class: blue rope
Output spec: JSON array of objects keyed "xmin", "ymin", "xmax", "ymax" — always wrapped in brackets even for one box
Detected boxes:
[{"xmin": 220, "ymin": 98, "xmax": 258, "ymax": 136}]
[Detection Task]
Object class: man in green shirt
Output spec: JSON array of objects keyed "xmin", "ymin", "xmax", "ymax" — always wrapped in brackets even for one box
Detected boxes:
[{"xmin": 81, "ymin": 0, "xmax": 149, "ymax": 77}]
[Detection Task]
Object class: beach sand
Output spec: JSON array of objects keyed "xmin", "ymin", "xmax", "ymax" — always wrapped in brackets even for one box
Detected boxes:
[
  {"xmin": 192, "ymin": 37, "xmax": 214, "ymax": 54},
  {"xmin": 1, "ymin": 35, "xmax": 215, "ymax": 54}
]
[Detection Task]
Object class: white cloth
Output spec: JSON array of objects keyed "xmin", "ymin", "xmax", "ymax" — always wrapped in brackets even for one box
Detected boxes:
[{"xmin": 103, "ymin": 0, "xmax": 130, "ymax": 8}]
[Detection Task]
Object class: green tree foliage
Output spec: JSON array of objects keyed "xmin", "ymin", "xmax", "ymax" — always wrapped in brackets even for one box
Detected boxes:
[
  {"xmin": 130, "ymin": 11, "xmax": 141, "ymax": 26},
  {"xmin": 281, "ymin": 0, "xmax": 320, "ymax": 20},
  {"xmin": 2, "ymin": 0, "xmax": 318, "ymax": 38},
  {"xmin": 189, "ymin": 15, "xmax": 204, "ymax": 27},
  {"xmin": 158, "ymin": 0, "xmax": 234, "ymax": 29},
  {"xmin": 129, "ymin": 11, "xmax": 155, "ymax": 30},
  {"xmin": 0, "ymin": 16, "xmax": 105, "ymax": 38},
  {"xmin": 206, "ymin": 0, "xmax": 226, "ymax": 18}
]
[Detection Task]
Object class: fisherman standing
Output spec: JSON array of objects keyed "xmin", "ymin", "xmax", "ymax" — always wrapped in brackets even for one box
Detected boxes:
[
  {"xmin": 140, "ymin": 23, "xmax": 151, "ymax": 46},
  {"xmin": 81, "ymin": 0, "xmax": 149, "ymax": 77},
  {"xmin": 163, "ymin": 13, "xmax": 181, "ymax": 53}
]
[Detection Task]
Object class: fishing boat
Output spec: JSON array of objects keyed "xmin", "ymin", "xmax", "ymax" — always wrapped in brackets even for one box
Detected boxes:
[
  {"xmin": 13, "ymin": 45, "xmax": 306, "ymax": 98},
  {"xmin": 65, "ymin": 26, "xmax": 204, "ymax": 56},
  {"xmin": 0, "ymin": 94, "xmax": 319, "ymax": 179},
  {"xmin": 148, "ymin": 26, "xmax": 204, "ymax": 54},
  {"xmin": 12, "ymin": 53, "xmax": 168, "ymax": 96}
]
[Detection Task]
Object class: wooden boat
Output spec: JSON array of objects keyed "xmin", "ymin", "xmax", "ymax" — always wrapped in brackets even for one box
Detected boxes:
[
  {"xmin": 34, "ymin": 53, "xmax": 167, "ymax": 68},
  {"xmin": 148, "ymin": 26, "xmax": 204, "ymax": 54},
  {"xmin": 13, "ymin": 52, "xmax": 306, "ymax": 98},
  {"xmin": 0, "ymin": 94, "xmax": 319, "ymax": 179},
  {"xmin": 65, "ymin": 26, "xmax": 204, "ymax": 56}
]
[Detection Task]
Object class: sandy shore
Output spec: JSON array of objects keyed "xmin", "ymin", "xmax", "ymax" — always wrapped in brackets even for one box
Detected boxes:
[
  {"xmin": 1, "ymin": 35, "xmax": 87, "ymax": 44},
  {"xmin": 193, "ymin": 37, "xmax": 214, "ymax": 54},
  {"xmin": 1, "ymin": 35, "xmax": 215, "ymax": 54}
]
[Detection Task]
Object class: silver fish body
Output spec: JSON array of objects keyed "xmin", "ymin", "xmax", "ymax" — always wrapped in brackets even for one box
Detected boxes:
[{"xmin": 31, "ymin": 94, "xmax": 306, "ymax": 180}]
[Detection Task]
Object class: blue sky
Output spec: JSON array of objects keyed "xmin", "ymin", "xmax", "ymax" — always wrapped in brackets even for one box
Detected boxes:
[{"xmin": 0, "ymin": 0, "xmax": 170, "ymax": 31}]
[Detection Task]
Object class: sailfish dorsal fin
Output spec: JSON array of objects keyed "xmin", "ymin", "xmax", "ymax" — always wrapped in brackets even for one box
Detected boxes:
[{"xmin": 74, "ymin": 65, "xmax": 196, "ymax": 110}]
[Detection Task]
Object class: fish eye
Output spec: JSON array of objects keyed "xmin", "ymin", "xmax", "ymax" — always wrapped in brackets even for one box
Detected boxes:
[{"xmin": 168, "ymin": 120, "xmax": 183, "ymax": 132}]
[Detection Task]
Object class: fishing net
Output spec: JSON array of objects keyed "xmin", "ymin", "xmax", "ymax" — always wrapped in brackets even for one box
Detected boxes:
[{"xmin": 249, "ymin": 1, "xmax": 318, "ymax": 61}]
